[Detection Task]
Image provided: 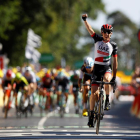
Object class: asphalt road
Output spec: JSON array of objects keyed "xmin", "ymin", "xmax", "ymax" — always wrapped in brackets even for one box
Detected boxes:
[{"xmin": 0, "ymin": 95, "xmax": 140, "ymax": 140}]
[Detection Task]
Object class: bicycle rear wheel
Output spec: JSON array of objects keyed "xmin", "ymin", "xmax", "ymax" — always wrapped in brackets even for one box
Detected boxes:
[
  {"xmin": 4, "ymin": 105, "xmax": 8, "ymax": 118},
  {"xmin": 96, "ymin": 94, "xmax": 103, "ymax": 135},
  {"xmin": 59, "ymin": 93, "xmax": 65, "ymax": 118}
]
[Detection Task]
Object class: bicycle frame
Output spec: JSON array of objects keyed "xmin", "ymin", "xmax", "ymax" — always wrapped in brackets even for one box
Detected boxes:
[{"xmin": 92, "ymin": 80, "xmax": 116, "ymax": 135}]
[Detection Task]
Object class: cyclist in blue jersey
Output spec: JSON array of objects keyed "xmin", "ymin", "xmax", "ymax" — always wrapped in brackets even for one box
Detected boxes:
[
  {"xmin": 78, "ymin": 57, "xmax": 94, "ymax": 116},
  {"xmin": 82, "ymin": 14, "xmax": 118, "ymax": 127}
]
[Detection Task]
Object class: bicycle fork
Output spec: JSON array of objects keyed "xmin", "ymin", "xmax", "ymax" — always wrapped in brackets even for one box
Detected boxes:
[{"xmin": 98, "ymin": 91, "xmax": 104, "ymax": 120}]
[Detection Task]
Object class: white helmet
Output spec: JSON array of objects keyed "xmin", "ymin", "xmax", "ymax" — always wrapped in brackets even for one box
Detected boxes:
[
  {"xmin": 74, "ymin": 70, "xmax": 80, "ymax": 76},
  {"xmin": 84, "ymin": 57, "xmax": 94, "ymax": 67},
  {"xmin": 25, "ymin": 66, "xmax": 32, "ymax": 72}
]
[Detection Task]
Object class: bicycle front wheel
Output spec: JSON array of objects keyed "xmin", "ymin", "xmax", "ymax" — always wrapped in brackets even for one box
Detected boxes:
[{"xmin": 96, "ymin": 94, "xmax": 103, "ymax": 135}]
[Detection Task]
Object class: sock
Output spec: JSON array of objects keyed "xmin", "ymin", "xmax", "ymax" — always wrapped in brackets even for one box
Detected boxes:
[
  {"xmin": 66, "ymin": 99, "xmax": 70, "ymax": 107},
  {"xmin": 84, "ymin": 103, "xmax": 86, "ymax": 109},
  {"xmin": 86, "ymin": 103, "xmax": 88, "ymax": 109},
  {"xmin": 106, "ymin": 95, "xmax": 109, "ymax": 102}
]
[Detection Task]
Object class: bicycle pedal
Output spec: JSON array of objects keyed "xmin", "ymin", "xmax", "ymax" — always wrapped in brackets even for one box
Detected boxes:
[
  {"xmin": 89, "ymin": 125, "xmax": 94, "ymax": 128},
  {"xmin": 104, "ymin": 107, "xmax": 110, "ymax": 111}
]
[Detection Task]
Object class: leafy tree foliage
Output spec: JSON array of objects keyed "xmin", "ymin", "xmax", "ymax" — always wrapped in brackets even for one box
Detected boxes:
[
  {"xmin": 107, "ymin": 11, "xmax": 139, "ymax": 70},
  {"xmin": 0, "ymin": 0, "xmax": 105, "ymax": 67}
]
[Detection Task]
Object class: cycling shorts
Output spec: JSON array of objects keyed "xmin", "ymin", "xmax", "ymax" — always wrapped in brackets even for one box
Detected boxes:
[
  {"xmin": 41, "ymin": 84, "xmax": 52, "ymax": 89},
  {"xmin": 84, "ymin": 74, "xmax": 91, "ymax": 82},
  {"xmin": 57, "ymin": 85, "xmax": 69, "ymax": 93},
  {"xmin": 15, "ymin": 82, "xmax": 27, "ymax": 93},
  {"xmin": 72, "ymin": 84, "xmax": 79, "ymax": 94},
  {"xmin": 91, "ymin": 64, "xmax": 112, "ymax": 85},
  {"xmin": 3, "ymin": 80, "xmax": 11, "ymax": 88}
]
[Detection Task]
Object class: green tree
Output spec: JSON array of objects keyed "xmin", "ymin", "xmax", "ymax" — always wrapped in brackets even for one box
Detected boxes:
[
  {"xmin": 0, "ymin": 0, "xmax": 105, "ymax": 67},
  {"xmin": 107, "ymin": 11, "xmax": 139, "ymax": 70}
]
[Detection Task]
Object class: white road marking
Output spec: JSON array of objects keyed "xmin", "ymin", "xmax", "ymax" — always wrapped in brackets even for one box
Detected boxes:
[
  {"xmin": 38, "ymin": 110, "xmax": 55, "ymax": 129},
  {"xmin": 37, "ymin": 95, "xmax": 74, "ymax": 129},
  {"xmin": 0, "ymin": 129, "xmax": 140, "ymax": 139}
]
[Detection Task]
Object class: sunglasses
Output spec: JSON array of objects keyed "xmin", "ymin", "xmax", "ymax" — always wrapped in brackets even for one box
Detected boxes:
[
  {"xmin": 85, "ymin": 66, "xmax": 91, "ymax": 69},
  {"xmin": 103, "ymin": 30, "xmax": 112, "ymax": 34}
]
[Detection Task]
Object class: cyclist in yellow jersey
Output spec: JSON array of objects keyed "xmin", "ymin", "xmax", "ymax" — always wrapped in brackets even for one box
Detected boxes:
[{"xmin": 12, "ymin": 72, "xmax": 29, "ymax": 110}]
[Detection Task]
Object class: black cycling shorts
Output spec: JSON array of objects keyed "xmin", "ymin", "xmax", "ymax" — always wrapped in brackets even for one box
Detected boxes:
[
  {"xmin": 3, "ymin": 80, "xmax": 11, "ymax": 88},
  {"xmin": 15, "ymin": 82, "xmax": 26, "ymax": 93},
  {"xmin": 91, "ymin": 64, "xmax": 112, "ymax": 84}
]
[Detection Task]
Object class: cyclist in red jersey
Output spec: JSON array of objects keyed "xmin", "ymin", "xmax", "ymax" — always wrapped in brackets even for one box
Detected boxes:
[
  {"xmin": 38, "ymin": 73, "xmax": 54, "ymax": 110},
  {"xmin": 82, "ymin": 14, "xmax": 118, "ymax": 127},
  {"xmin": 78, "ymin": 57, "xmax": 94, "ymax": 117},
  {"xmin": 2, "ymin": 69, "xmax": 15, "ymax": 111}
]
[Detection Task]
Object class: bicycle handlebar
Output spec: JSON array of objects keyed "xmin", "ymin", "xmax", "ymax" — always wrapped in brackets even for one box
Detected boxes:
[
  {"xmin": 92, "ymin": 81, "xmax": 114, "ymax": 85},
  {"xmin": 82, "ymin": 81, "xmax": 116, "ymax": 93}
]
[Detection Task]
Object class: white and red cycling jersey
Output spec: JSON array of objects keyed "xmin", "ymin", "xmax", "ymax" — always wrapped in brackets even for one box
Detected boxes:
[{"xmin": 91, "ymin": 33, "xmax": 118, "ymax": 66}]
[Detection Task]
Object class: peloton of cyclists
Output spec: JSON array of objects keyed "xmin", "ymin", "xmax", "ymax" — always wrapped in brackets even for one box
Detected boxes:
[
  {"xmin": 78, "ymin": 57, "xmax": 94, "ymax": 117},
  {"xmin": 82, "ymin": 14, "xmax": 118, "ymax": 127}
]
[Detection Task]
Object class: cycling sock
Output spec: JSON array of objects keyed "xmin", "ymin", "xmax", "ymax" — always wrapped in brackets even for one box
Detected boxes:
[
  {"xmin": 106, "ymin": 95, "xmax": 109, "ymax": 102},
  {"xmin": 66, "ymin": 99, "xmax": 70, "ymax": 107},
  {"xmin": 83, "ymin": 103, "xmax": 86, "ymax": 109},
  {"xmin": 86, "ymin": 103, "xmax": 88, "ymax": 109}
]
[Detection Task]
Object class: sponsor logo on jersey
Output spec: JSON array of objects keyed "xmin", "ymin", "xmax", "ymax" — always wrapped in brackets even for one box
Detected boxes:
[{"xmin": 98, "ymin": 44, "xmax": 109, "ymax": 56}]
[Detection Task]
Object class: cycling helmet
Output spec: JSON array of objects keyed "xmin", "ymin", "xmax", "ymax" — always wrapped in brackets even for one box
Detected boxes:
[
  {"xmin": 84, "ymin": 57, "xmax": 94, "ymax": 67},
  {"xmin": 101, "ymin": 24, "xmax": 113, "ymax": 32},
  {"xmin": 15, "ymin": 72, "xmax": 22, "ymax": 80},
  {"xmin": 74, "ymin": 70, "xmax": 80, "ymax": 76},
  {"xmin": 45, "ymin": 73, "xmax": 51, "ymax": 78},
  {"xmin": 6, "ymin": 69, "xmax": 12, "ymax": 78},
  {"xmin": 25, "ymin": 66, "xmax": 32, "ymax": 72}
]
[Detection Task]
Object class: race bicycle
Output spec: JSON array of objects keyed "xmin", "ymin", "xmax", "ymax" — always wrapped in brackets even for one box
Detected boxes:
[
  {"xmin": 92, "ymin": 78, "xmax": 116, "ymax": 134},
  {"xmin": 16, "ymin": 89, "xmax": 29, "ymax": 118}
]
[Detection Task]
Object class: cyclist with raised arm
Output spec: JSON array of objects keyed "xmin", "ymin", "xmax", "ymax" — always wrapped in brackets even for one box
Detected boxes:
[
  {"xmin": 82, "ymin": 14, "xmax": 118, "ymax": 127},
  {"xmin": 78, "ymin": 57, "xmax": 94, "ymax": 116}
]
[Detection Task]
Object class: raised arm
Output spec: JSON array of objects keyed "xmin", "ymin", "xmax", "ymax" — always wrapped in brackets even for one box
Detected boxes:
[
  {"xmin": 82, "ymin": 14, "xmax": 95, "ymax": 35},
  {"xmin": 112, "ymin": 56, "xmax": 118, "ymax": 78}
]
